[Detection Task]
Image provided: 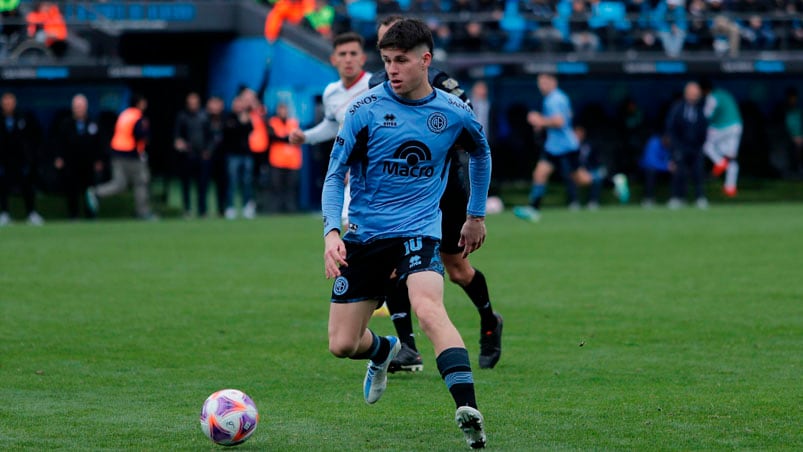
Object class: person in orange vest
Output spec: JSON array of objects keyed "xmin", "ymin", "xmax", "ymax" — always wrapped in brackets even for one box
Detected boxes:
[
  {"xmin": 264, "ymin": 0, "xmax": 314, "ymax": 43},
  {"xmin": 267, "ymin": 102, "xmax": 302, "ymax": 212},
  {"xmin": 26, "ymin": 1, "xmax": 68, "ymax": 57},
  {"xmin": 86, "ymin": 93, "xmax": 157, "ymax": 220}
]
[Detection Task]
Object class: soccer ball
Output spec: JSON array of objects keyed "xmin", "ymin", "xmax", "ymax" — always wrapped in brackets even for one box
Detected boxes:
[
  {"xmin": 200, "ymin": 389, "xmax": 259, "ymax": 446},
  {"xmin": 485, "ymin": 196, "xmax": 504, "ymax": 215}
]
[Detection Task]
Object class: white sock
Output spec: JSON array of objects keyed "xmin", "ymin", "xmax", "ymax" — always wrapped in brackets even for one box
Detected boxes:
[{"xmin": 725, "ymin": 160, "xmax": 739, "ymax": 188}]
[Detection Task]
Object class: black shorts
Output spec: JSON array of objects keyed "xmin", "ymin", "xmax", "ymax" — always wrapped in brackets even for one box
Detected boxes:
[
  {"xmin": 540, "ymin": 150, "xmax": 581, "ymax": 173},
  {"xmin": 439, "ymin": 153, "xmax": 470, "ymax": 255},
  {"xmin": 330, "ymin": 237, "xmax": 443, "ymax": 304}
]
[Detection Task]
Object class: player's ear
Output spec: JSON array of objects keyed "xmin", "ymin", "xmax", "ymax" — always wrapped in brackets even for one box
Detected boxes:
[{"xmin": 421, "ymin": 51, "xmax": 432, "ymax": 68}]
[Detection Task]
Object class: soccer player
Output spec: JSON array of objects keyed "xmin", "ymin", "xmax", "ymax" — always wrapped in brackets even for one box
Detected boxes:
[
  {"xmin": 513, "ymin": 73, "xmax": 611, "ymax": 222},
  {"xmin": 322, "ymin": 18, "xmax": 491, "ymax": 449},
  {"xmin": 369, "ymin": 15, "xmax": 503, "ymax": 374},
  {"xmin": 289, "ymin": 31, "xmax": 372, "ymax": 222},
  {"xmin": 701, "ymin": 79, "xmax": 742, "ymax": 197}
]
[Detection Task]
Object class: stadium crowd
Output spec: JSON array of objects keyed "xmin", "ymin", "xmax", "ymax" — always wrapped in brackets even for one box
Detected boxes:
[{"xmin": 263, "ymin": 0, "xmax": 803, "ymax": 56}]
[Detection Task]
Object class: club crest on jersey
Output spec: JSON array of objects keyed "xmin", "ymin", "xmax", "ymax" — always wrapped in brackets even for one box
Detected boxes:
[
  {"xmin": 427, "ymin": 112, "xmax": 447, "ymax": 133},
  {"xmin": 382, "ymin": 140, "xmax": 435, "ymax": 178}
]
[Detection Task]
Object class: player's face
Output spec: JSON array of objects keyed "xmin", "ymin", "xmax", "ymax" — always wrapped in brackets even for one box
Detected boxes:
[
  {"xmin": 537, "ymin": 75, "xmax": 556, "ymax": 95},
  {"xmin": 72, "ymin": 96, "xmax": 88, "ymax": 118},
  {"xmin": 1, "ymin": 94, "xmax": 15, "ymax": 115},
  {"xmin": 331, "ymin": 41, "xmax": 366, "ymax": 84},
  {"xmin": 381, "ymin": 46, "xmax": 431, "ymax": 100}
]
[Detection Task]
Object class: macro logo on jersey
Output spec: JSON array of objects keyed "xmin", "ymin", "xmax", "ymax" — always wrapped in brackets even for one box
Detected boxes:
[
  {"xmin": 333, "ymin": 276, "xmax": 349, "ymax": 295},
  {"xmin": 383, "ymin": 113, "xmax": 397, "ymax": 127},
  {"xmin": 427, "ymin": 112, "xmax": 447, "ymax": 133},
  {"xmin": 348, "ymin": 94, "xmax": 378, "ymax": 115},
  {"xmin": 335, "ymin": 136, "xmax": 345, "ymax": 146},
  {"xmin": 382, "ymin": 140, "xmax": 435, "ymax": 178}
]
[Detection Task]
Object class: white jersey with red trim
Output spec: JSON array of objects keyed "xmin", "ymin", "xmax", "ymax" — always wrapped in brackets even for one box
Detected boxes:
[{"xmin": 303, "ymin": 71, "xmax": 372, "ymax": 145}]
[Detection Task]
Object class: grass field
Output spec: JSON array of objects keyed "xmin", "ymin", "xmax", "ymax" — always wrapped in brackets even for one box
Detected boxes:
[{"xmin": 1, "ymin": 203, "xmax": 801, "ymax": 451}]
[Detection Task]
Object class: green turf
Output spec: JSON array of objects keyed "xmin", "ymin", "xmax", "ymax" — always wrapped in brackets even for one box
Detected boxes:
[{"xmin": 1, "ymin": 204, "xmax": 801, "ymax": 450}]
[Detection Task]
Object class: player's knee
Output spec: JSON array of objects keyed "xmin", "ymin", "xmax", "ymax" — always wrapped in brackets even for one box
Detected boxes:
[
  {"xmin": 328, "ymin": 338, "xmax": 358, "ymax": 358},
  {"xmin": 446, "ymin": 263, "xmax": 473, "ymax": 286},
  {"xmin": 412, "ymin": 301, "xmax": 445, "ymax": 333}
]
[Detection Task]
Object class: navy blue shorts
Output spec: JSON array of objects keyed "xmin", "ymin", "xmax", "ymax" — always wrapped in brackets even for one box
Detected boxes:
[
  {"xmin": 440, "ymin": 154, "xmax": 469, "ymax": 255},
  {"xmin": 330, "ymin": 237, "xmax": 443, "ymax": 304},
  {"xmin": 541, "ymin": 150, "xmax": 581, "ymax": 173}
]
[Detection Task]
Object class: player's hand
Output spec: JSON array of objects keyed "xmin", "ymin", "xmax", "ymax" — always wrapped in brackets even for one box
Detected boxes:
[
  {"xmin": 289, "ymin": 129, "xmax": 306, "ymax": 145},
  {"xmin": 324, "ymin": 231, "xmax": 348, "ymax": 279},
  {"xmin": 527, "ymin": 111, "xmax": 544, "ymax": 129},
  {"xmin": 458, "ymin": 217, "xmax": 486, "ymax": 258}
]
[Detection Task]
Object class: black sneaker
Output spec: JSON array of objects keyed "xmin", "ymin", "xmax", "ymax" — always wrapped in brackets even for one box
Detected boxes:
[
  {"xmin": 479, "ymin": 313, "xmax": 503, "ymax": 369},
  {"xmin": 387, "ymin": 343, "xmax": 423, "ymax": 373}
]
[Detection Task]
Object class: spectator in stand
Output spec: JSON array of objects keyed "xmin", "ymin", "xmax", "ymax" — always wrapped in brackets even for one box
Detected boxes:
[
  {"xmin": 685, "ymin": 0, "xmax": 713, "ymax": 51},
  {"xmin": 710, "ymin": 5, "xmax": 741, "ymax": 56},
  {"xmin": 665, "ymin": 81, "xmax": 709, "ymax": 209},
  {"xmin": 25, "ymin": 1, "xmax": 67, "ymax": 57},
  {"xmin": 206, "ymin": 96, "xmax": 228, "ymax": 217},
  {"xmin": 1, "ymin": 0, "xmax": 24, "ymax": 51},
  {"xmin": 86, "ymin": 93, "xmax": 157, "ymax": 220},
  {"xmin": 0, "ymin": 91, "xmax": 44, "ymax": 226},
  {"xmin": 267, "ymin": 102, "xmax": 302, "ymax": 212},
  {"xmin": 452, "ymin": 20, "xmax": 488, "ymax": 52},
  {"xmin": 264, "ymin": 0, "xmax": 314, "ymax": 43},
  {"xmin": 568, "ymin": 0, "xmax": 600, "ymax": 53},
  {"xmin": 376, "ymin": 0, "xmax": 403, "ymax": 16},
  {"xmin": 783, "ymin": 87, "xmax": 803, "ymax": 175},
  {"xmin": 173, "ymin": 91, "xmax": 212, "ymax": 218},
  {"xmin": 53, "ymin": 94, "xmax": 104, "ymax": 220},
  {"xmin": 652, "ymin": 0, "xmax": 688, "ymax": 58},
  {"xmin": 303, "ymin": 0, "xmax": 335, "ymax": 40},
  {"xmin": 740, "ymin": 15, "xmax": 776, "ymax": 50}
]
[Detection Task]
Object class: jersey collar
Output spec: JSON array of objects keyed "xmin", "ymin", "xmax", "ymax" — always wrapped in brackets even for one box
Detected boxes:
[
  {"xmin": 343, "ymin": 71, "xmax": 367, "ymax": 90},
  {"xmin": 382, "ymin": 81, "xmax": 436, "ymax": 106}
]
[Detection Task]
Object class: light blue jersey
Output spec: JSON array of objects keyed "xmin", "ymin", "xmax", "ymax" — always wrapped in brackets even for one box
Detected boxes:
[
  {"xmin": 322, "ymin": 82, "xmax": 492, "ymax": 243},
  {"xmin": 543, "ymin": 88, "xmax": 578, "ymax": 155}
]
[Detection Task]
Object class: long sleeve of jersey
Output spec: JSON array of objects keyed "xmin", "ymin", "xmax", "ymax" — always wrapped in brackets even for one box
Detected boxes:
[
  {"xmin": 303, "ymin": 117, "xmax": 340, "ymax": 145},
  {"xmin": 467, "ymin": 146, "xmax": 491, "ymax": 217},
  {"xmin": 459, "ymin": 110, "xmax": 492, "ymax": 217},
  {"xmin": 322, "ymin": 155, "xmax": 348, "ymax": 236}
]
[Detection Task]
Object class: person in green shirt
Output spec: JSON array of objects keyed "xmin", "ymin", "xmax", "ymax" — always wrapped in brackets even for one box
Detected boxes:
[{"xmin": 701, "ymin": 80, "xmax": 742, "ymax": 197}]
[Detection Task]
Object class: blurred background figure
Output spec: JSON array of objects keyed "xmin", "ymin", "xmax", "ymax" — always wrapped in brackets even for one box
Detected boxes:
[
  {"xmin": 173, "ymin": 91, "xmax": 212, "ymax": 218},
  {"xmin": 25, "ymin": 1, "xmax": 67, "ymax": 57},
  {"xmin": 701, "ymin": 80, "xmax": 742, "ymax": 198},
  {"xmin": 0, "ymin": 91, "xmax": 43, "ymax": 226},
  {"xmin": 267, "ymin": 102, "xmax": 302, "ymax": 213},
  {"xmin": 87, "ymin": 93, "xmax": 156, "ymax": 220},
  {"xmin": 783, "ymin": 87, "xmax": 803, "ymax": 177},
  {"xmin": 639, "ymin": 132, "xmax": 674, "ymax": 208},
  {"xmin": 666, "ymin": 81, "xmax": 708, "ymax": 209},
  {"xmin": 575, "ymin": 124, "xmax": 604, "ymax": 210},
  {"xmin": 205, "ymin": 96, "xmax": 228, "ymax": 218},
  {"xmin": 222, "ymin": 93, "xmax": 256, "ymax": 220},
  {"xmin": 52, "ymin": 93, "xmax": 104, "ymax": 220}
]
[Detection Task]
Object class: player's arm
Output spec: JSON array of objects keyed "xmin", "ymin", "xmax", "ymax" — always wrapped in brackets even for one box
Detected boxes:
[
  {"xmin": 456, "ymin": 113, "xmax": 492, "ymax": 257},
  {"xmin": 294, "ymin": 116, "xmax": 340, "ymax": 145},
  {"xmin": 322, "ymin": 106, "xmax": 365, "ymax": 278},
  {"xmin": 703, "ymin": 94, "xmax": 717, "ymax": 119}
]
